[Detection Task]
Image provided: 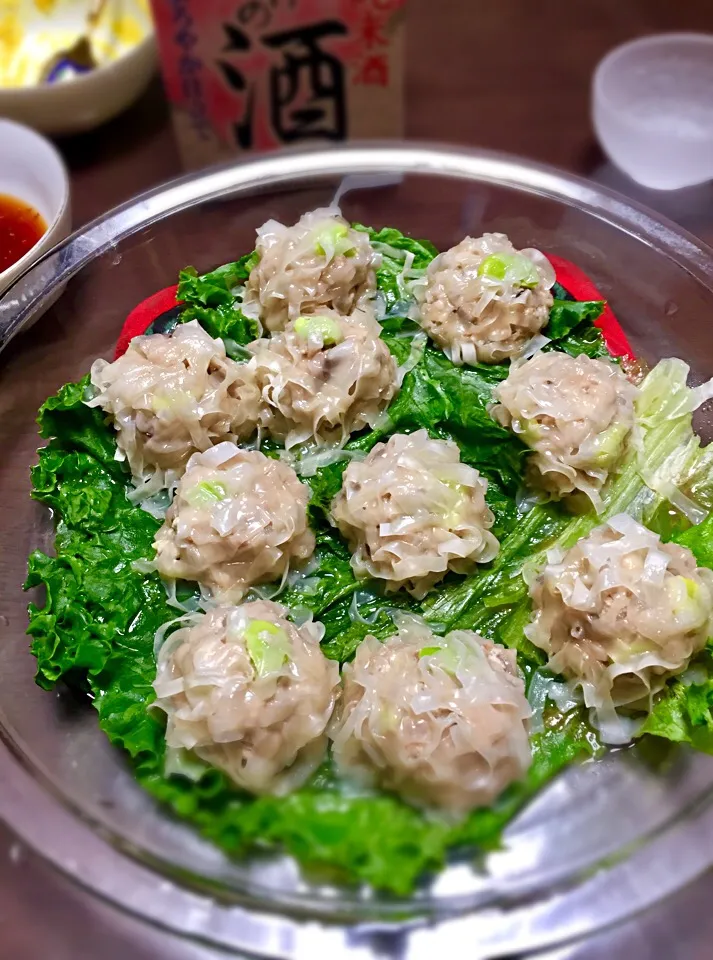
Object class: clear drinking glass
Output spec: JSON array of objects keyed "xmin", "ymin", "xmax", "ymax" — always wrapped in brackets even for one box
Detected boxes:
[
  {"xmin": 593, "ymin": 33, "xmax": 713, "ymax": 190},
  {"xmin": 2, "ymin": 145, "xmax": 713, "ymax": 958}
]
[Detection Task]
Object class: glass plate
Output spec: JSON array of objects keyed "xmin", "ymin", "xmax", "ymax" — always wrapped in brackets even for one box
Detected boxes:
[{"xmin": 2, "ymin": 144, "xmax": 713, "ymax": 958}]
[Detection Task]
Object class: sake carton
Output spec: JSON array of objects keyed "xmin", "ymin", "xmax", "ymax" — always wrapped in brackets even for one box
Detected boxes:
[{"xmin": 150, "ymin": 0, "xmax": 407, "ymax": 169}]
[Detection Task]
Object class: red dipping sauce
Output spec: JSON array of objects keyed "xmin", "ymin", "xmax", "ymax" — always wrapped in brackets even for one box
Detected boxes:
[{"xmin": 0, "ymin": 194, "xmax": 46, "ymax": 273}]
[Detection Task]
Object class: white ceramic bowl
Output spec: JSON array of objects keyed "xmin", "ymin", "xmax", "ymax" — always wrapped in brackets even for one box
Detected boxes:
[
  {"xmin": 0, "ymin": 35, "xmax": 157, "ymax": 137},
  {"xmin": 0, "ymin": 119, "xmax": 70, "ymax": 294}
]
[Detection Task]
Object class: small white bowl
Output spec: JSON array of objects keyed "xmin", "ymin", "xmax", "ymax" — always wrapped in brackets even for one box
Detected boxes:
[
  {"xmin": 0, "ymin": 35, "xmax": 157, "ymax": 137},
  {"xmin": 0, "ymin": 119, "xmax": 71, "ymax": 294},
  {"xmin": 593, "ymin": 32, "xmax": 713, "ymax": 190}
]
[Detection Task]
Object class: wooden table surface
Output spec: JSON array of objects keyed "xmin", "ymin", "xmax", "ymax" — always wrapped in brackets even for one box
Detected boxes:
[{"xmin": 4, "ymin": 1, "xmax": 713, "ymax": 957}]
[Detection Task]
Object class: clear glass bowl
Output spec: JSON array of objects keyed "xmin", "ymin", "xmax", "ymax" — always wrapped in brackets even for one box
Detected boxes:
[{"xmin": 3, "ymin": 144, "xmax": 713, "ymax": 958}]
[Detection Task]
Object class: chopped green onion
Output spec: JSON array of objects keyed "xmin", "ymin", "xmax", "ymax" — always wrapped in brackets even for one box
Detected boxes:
[
  {"xmin": 244, "ymin": 619, "xmax": 290, "ymax": 676},
  {"xmin": 665, "ymin": 576, "xmax": 707, "ymax": 625},
  {"xmin": 478, "ymin": 253, "xmax": 540, "ymax": 289},
  {"xmin": 419, "ymin": 645, "xmax": 442, "ymax": 658},
  {"xmin": 294, "ymin": 314, "xmax": 344, "ymax": 346},
  {"xmin": 590, "ymin": 423, "xmax": 629, "ymax": 466},
  {"xmin": 378, "ymin": 705, "xmax": 400, "ymax": 731},
  {"xmin": 520, "ymin": 418, "xmax": 542, "ymax": 447},
  {"xmin": 164, "ymin": 746, "xmax": 209, "ymax": 782},
  {"xmin": 152, "ymin": 389, "xmax": 194, "ymax": 413},
  {"xmin": 185, "ymin": 479, "xmax": 227, "ymax": 508},
  {"xmin": 419, "ymin": 638, "xmax": 465, "ymax": 676},
  {"xmin": 439, "ymin": 478, "xmax": 467, "ymax": 526},
  {"xmin": 314, "ymin": 222, "xmax": 356, "ymax": 258}
]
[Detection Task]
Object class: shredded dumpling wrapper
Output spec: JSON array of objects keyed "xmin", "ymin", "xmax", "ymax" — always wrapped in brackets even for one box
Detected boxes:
[
  {"xmin": 415, "ymin": 233, "xmax": 555, "ymax": 365},
  {"xmin": 87, "ymin": 321, "xmax": 260, "ymax": 487},
  {"xmin": 492, "ymin": 351, "xmax": 637, "ymax": 509},
  {"xmin": 244, "ymin": 208, "xmax": 379, "ymax": 332},
  {"xmin": 152, "ymin": 442, "xmax": 315, "ymax": 600},
  {"xmin": 526, "ymin": 514, "xmax": 713, "ymax": 742},
  {"xmin": 331, "ymin": 430, "xmax": 499, "ymax": 599},
  {"xmin": 329, "ymin": 615, "xmax": 532, "ymax": 813},
  {"xmin": 250, "ymin": 305, "xmax": 398, "ymax": 448},
  {"xmin": 153, "ymin": 601, "xmax": 340, "ymax": 795}
]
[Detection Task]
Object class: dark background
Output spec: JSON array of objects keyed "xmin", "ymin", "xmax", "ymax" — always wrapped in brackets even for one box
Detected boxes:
[{"xmin": 4, "ymin": 1, "xmax": 713, "ymax": 956}]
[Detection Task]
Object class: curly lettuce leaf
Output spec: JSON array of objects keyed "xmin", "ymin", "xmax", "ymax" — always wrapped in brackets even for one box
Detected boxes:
[
  {"xmin": 27, "ymin": 239, "xmax": 705, "ymax": 895},
  {"xmin": 676, "ymin": 510, "xmax": 713, "ymax": 568},
  {"xmin": 253, "ymin": 233, "xmax": 644, "ymax": 660},
  {"xmin": 301, "ymin": 338, "xmax": 526, "ymax": 532},
  {"xmin": 378, "ymin": 345, "xmax": 527, "ymax": 493},
  {"xmin": 354, "ymin": 223, "xmax": 437, "ymax": 314},
  {"xmin": 639, "ymin": 510, "xmax": 713, "ymax": 750},
  {"xmin": 547, "ymin": 298, "xmax": 605, "ymax": 340},
  {"xmin": 180, "ymin": 304, "xmax": 259, "ymax": 354},
  {"xmin": 423, "ymin": 357, "xmax": 713, "ymax": 666},
  {"xmin": 25, "ymin": 374, "xmax": 594, "ymax": 894},
  {"xmin": 37, "ymin": 376, "xmax": 118, "ymax": 466},
  {"xmin": 546, "ymin": 300, "xmax": 609, "ymax": 360},
  {"xmin": 175, "ymin": 253, "xmax": 261, "ymax": 354},
  {"xmin": 553, "ymin": 323, "xmax": 610, "ymax": 360},
  {"xmin": 638, "ymin": 663, "xmax": 713, "ymax": 754},
  {"xmin": 177, "ymin": 253, "xmax": 259, "ymax": 307},
  {"xmin": 544, "ymin": 282, "xmax": 609, "ymax": 359},
  {"xmin": 27, "ymin": 438, "xmax": 169, "ymax": 697}
]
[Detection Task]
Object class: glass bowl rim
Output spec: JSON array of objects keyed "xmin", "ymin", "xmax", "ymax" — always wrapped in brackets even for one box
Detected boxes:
[
  {"xmin": 3, "ymin": 139, "xmax": 713, "ymax": 350},
  {"xmin": 4, "ymin": 142, "xmax": 713, "ymax": 956}
]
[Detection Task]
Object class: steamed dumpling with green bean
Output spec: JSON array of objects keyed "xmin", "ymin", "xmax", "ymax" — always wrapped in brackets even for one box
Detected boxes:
[
  {"xmin": 329, "ymin": 615, "xmax": 532, "ymax": 814},
  {"xmin": 331, "ymin": 430, "xmax": 499, "ymax": 599},
  {"xmin": 415, "ymin": 233, "xmax": 555, "ymax": 364},
  {"xmin": 250, "ymin": 305, "xmax": 398, "ymax": 448},
  {"xmin": 526, "ymin": 515, "xmax": 713, "ymax": 742},
  {"xmin": 87, "ymin": 320, "xmax": 260, "ymax": 488},
  {"xmin": 152, "ymin": 601, "xmax": 340, "ymax": 795},
  {"xmin": 152, "ymin": 443, "xmax": 314, "ymax": 599},
  {"xmin": 245, "ymin": 208, "xmax": 378, "ymax": 332},
  {"xmin": 491, "ymin": 351, "xmax": 637, "ymax": 509}
]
